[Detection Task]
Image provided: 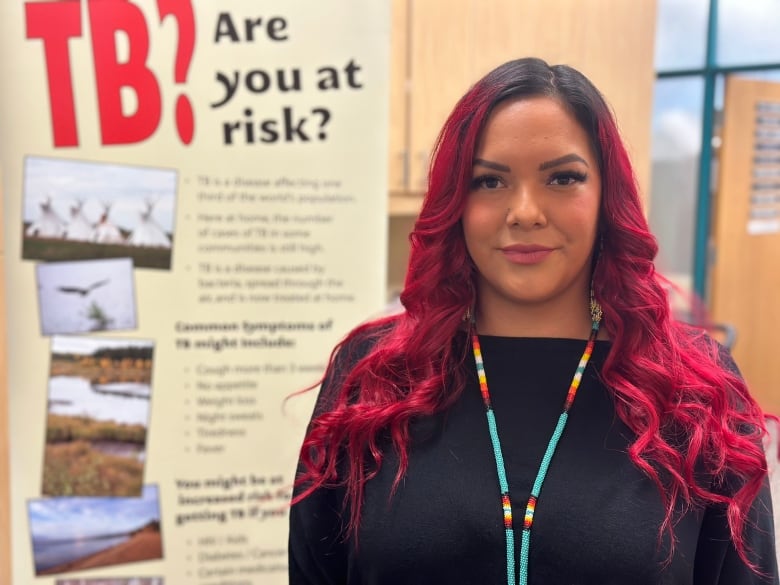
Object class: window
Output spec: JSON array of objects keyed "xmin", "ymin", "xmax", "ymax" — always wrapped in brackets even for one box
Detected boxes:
[
  {"xmin": 655, "ymin": 0, "xmax": 709, "ymax": 71},
  {"xmin": 651, "ymin": 0, "xmax": 780, "ymax": 297},
  {"xmin": 717, "ymin": 0, "xmax": 780, "ymax": 66},
  {"xmin": 649, "ymin": 77, "xmax": 705, "ymax": 288}
]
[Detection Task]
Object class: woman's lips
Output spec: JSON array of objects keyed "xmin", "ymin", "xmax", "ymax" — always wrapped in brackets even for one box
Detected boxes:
[{"xmin": 500, "ymin": 245, "xmax": 554, "ymax": 265}]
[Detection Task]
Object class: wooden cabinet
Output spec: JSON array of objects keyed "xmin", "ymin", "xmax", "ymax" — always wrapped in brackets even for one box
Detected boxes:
[
  {"xmin": 387, "ymin": 0, "xmax": 658, "ymax": 295},
  {"xmin": 389, "ymin": 0, "xmax": 656, "ymax": 200}
]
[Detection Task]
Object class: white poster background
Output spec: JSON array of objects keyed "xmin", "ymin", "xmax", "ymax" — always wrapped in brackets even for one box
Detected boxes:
[{"xmin": 1, "ymin": 1, "xmax": 390, "ymax": 583}]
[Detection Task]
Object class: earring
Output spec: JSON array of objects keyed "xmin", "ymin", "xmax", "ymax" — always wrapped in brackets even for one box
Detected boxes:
[
  {"xmin": 463, "ymin": 307, "xmax": 472, "ymax": 323},
  {"xmin": 589, "ymin": 233, "xmax": 604, "ymax": 324},
  {"xmin": 589, "ymin": 283, "xmax": 603, "ymax": 324}
]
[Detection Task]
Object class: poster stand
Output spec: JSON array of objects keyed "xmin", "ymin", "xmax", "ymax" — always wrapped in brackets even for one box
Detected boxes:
[{"xmin": 0, "ymin": 3, "xmax": 390, "ymax": 583}]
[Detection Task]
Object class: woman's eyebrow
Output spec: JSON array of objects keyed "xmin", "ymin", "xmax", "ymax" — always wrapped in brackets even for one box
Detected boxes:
[
  {"xmin": 473, "ymin": 158, "xmax": 510, "ymax": 172},
  {"xmin": 538, "ymin": 153, "xmax": 588, "ymax": 170}
]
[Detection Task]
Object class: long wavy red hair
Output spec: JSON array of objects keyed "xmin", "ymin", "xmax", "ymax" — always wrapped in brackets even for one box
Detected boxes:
[{"xmin": 293, "ymin": 58, "xmax": 768, "ymax": 565}]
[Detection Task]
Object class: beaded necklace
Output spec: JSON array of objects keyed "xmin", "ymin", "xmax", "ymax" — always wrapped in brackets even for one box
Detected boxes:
[{"xmin": 471, "ymin": 319, "xmax": 600, "ymax": 585}]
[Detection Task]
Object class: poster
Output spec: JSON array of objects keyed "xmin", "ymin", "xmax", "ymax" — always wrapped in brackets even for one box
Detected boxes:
[
  {"xmin": 747, "ymin": 102, "xmax": 780, "ymax": 236},
  {"xmin": 0, "ymin": 1, "xmax": 390, "ymax": 583}
]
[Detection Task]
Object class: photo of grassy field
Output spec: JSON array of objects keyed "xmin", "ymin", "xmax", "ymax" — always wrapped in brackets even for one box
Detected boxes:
[
  {"xmin": 43, "ymin": 336, "xmax": 154, "ymax": 498},
  {"xmin": 24, "ymin": 237, "xmax": 172, "ymax": 270}
]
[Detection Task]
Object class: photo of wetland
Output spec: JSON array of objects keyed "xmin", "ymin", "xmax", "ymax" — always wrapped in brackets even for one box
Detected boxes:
[{"xmin": 42, "ymin": 336, "xmax": 154, "ymax": 497}]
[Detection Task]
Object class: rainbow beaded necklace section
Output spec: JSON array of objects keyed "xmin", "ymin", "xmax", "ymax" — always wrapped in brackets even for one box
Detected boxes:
[{"xmin": 471, "ymin": 320, "xmax": 600, "ymax": 585}]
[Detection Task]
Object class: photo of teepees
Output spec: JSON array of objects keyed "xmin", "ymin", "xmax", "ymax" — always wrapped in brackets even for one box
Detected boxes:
[
  {"xmin": 43, "ymin": 336, "xmax": 154, "ymax": 497},
  {"xmin": 22, "ymin": 156, "xmax": 177, "ymax": 269},
  {"xmin": 29, "ymin": 485, "xmax": 163, "ymax": 575},
  {"xmin": 36, "ymin": 258, "xmax": 137, "ymax": 336}
]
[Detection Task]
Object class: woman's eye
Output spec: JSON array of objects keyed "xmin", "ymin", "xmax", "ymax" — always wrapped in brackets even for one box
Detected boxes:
[
  {"xmin": 471, "ymin": 175, "xmax": 503, "ymax": 190},
  {"xmin": 549, "ymin": 171, "xmax": 587, "ymax": 186}
]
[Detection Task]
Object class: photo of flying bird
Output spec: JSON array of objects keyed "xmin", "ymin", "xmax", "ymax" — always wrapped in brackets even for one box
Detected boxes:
[
  {"xmin": 37, "ymin": 259, "xmax": 136, "ymax": 335},
  {"xmin": 56, "ymin": 278, "xmax": 110, "ymax": 297}
]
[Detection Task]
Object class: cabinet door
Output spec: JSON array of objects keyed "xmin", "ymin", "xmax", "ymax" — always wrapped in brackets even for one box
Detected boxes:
[
  {"xmin": 388, "ymin": 0, "xmax": 410, "ymax": 193},
  {"xmin": 711, "ymin": 77, "xmax": 780, "ymax": 414},
  {"xmin": 407, "ymin": 0, "xmax": 475, "ymax": 191},
  {"xmin": 473, "ymin": 0, "xmax": 656, "ymax": 199},
  {"xmin": 406, "ymin": 0, "xmax": 655, "ymax": 198}
]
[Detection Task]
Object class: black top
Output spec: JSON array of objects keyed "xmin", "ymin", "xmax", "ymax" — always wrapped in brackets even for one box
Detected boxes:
[{"xmin": 289, "ymin": 334, "xmax": 778, "ymax": 584}]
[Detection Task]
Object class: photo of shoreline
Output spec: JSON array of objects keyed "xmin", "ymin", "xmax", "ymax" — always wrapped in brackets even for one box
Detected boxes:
[{"xmin": 29, "ymin": 485, "xmax": 163, "ymax": 575}]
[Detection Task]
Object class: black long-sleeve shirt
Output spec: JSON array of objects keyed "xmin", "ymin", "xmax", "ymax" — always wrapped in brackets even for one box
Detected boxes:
[{"xmin": 290, "ymin": 334, "xmax": 778, "ymax": 584}]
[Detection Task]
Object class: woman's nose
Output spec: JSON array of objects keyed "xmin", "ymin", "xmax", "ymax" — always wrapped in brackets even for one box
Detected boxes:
[{"xmin": 505, "ymin": 186, "xmax": 547, "ymax": 228}]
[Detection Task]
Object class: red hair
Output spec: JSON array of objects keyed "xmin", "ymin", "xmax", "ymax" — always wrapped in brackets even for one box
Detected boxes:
[{"xmin": 293, "ymin": 58, "xmax": 768, "ymax": 565}]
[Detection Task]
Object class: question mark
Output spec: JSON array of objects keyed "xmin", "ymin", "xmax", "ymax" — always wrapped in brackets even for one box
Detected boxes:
[
  {"xmin": 311, "ymin": 108, "xmax": 331, "ymax": 140},
  {"xmin": 157, "ymin": 0, "xmax": 195, "ymax": 145}
]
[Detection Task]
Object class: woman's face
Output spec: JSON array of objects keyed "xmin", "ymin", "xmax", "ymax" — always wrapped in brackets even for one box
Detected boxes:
[{"xmin": 462, "ymin": 97, "xmax": 601, "ymax": 320}]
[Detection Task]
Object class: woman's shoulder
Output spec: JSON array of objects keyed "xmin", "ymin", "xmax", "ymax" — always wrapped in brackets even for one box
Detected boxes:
[
  {"xmin": 673, "ymin": 322, "xmax": 768, "ymax": 452},
  {"xmin": 674, "ymin": 321, "xmax": 742, "ymax": 377}
]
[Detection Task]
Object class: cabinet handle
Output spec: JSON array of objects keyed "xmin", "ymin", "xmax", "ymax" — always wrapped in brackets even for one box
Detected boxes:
[
  {"xmin": 401, "ymin": 150, "xmax": 409, "ymax": 190},
  {"xmin": 418, "ymin": 151, "xmax": 429, "ymax": 190}
]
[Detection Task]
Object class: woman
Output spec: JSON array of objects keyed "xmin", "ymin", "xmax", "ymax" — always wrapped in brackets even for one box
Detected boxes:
[{"xmin": 289, "ymin": 58, "xmax": 778, "ymax": 584}]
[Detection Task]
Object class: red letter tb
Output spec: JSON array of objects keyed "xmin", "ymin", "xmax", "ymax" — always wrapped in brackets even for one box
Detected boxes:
[
  {"xmin": 25, "ymin": 0, "xmax": 83, "ymax": 147},
  {"xmin": 89, "ymin": 0, "xmax": 162, "ymax": 145}
]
